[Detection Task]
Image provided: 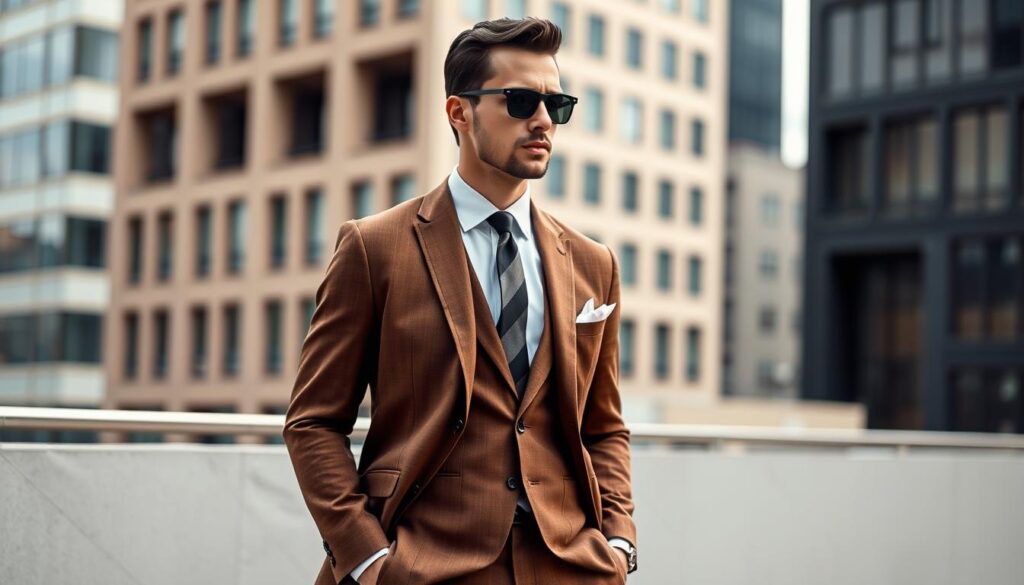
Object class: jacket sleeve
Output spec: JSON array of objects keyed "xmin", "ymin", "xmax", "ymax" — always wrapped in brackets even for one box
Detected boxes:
[
  {"xmin": 283, "ymin": 219, "xmax": 390, "ymax": 583},
  {"xmin": 580, "ymin": 244, "xmax": 637, "ymax": 549}
]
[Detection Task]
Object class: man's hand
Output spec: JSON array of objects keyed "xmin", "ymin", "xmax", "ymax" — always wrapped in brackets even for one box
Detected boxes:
[{"xmin": 354, "ymin": 553, "xmax": 387, "ymax": 585}]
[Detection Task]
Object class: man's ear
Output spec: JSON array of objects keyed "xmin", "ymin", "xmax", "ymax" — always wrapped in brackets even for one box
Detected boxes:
[{"xmin": 447, "ymin": 96, "xmax": 470, "ymax": 133}]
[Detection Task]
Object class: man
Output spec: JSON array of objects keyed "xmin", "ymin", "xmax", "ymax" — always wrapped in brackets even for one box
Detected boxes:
[{"xmin": 284, "ymin": 17, "xmax": 637, "ymax": 585}]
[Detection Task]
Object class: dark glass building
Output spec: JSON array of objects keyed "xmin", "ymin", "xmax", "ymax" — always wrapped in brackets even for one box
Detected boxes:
[
  {"xmin": 803, "ymin": 0, "xmax": 1024, "ymax": 433},
  {"xmin": 729, "ymin": 0, "xmax": 783, "ymax": 150}
]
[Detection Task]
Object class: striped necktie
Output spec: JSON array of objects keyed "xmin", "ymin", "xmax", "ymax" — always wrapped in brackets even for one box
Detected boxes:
[{"xmin": 486, "ymin": 211, "xmax": 530, "ymax": 400}]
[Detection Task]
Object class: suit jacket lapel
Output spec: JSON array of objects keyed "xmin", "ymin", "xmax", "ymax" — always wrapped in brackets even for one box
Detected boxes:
[
  {"xmin": 414, "ymin": 178, "xmax": 479, "ymax": 419},
  {"xmin": 521, "ymin": 200, "xmax": 572, "ymax": 416}
]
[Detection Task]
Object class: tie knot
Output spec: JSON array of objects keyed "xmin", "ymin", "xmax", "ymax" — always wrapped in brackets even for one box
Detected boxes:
[{"xmin": 486, "ymin": 211, "xmax": 515, "ymax": 236}]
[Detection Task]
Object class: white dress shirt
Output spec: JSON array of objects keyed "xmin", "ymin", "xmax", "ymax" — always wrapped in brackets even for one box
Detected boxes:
[{"xmin": 349, "ymin": 164, "xmax": 629, "ymax": 582}]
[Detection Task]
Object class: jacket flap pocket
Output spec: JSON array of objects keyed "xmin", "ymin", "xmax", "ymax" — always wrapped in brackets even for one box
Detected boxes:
[{"xmin": 361, "ymin": 469, "xmax": 401, "ymax": 498}]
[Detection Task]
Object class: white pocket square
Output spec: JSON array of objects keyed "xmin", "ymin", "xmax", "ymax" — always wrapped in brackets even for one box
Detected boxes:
[{"xmin": 575, "ymin": 297, "xmax": 617, "ymax": 323}]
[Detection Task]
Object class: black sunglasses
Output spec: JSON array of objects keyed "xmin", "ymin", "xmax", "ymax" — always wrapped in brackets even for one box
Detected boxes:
[{"xmin": 457, "ymin": 88, "xmax": 579, "ymax": 124}]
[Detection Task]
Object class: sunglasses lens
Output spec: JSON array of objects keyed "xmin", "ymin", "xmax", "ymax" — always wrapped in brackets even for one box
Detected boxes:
[
  {"xmin": 507, "ymin": 90, "xmax": 540, "ymax": 118},
  {"xmin": 546, "ymin": 95, "xmax": 574, "ymax": 124}
]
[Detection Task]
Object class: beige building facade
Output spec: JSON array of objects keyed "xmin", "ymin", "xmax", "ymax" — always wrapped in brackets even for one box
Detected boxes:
[{"xmin": 104, "ymin": 0, "xmax": 860, "ymax": 437}]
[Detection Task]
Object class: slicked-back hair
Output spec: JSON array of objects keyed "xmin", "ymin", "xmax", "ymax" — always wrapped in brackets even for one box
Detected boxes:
[{"xmin": 444, "ymin": 17, "xmax": 562, "ymax": 146}]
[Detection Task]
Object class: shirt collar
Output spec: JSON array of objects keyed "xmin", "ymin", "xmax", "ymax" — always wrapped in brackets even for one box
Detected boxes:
[{"xmin": 448, "ymin": 163, "xmax": 533, "ymax": 242}]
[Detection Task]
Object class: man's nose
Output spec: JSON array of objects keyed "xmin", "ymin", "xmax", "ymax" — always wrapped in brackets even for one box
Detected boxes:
[{"xmin": 528, "ymin": 101, "xmax": 553, "ymax": 134}]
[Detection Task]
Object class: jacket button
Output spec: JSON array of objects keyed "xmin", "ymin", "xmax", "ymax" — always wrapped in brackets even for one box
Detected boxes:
[
  {"xmin": 506, "ymin": 476, "xmax": 519, "ymax": 490},
  {"xmin": 451, "ymin": 417, "xmax": 464, "ymax": 433},
  {"xmin": 411, "ymin": 482, "xmax": 421, "ymax": 493},
  {"xmin": 516, "ymin": 419, "xmax": 526, "ymax": 434}
]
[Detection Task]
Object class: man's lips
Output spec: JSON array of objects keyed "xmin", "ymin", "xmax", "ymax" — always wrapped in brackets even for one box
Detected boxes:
[{"xmin": 523, "ymin": 142, "xmax": 550, "ymax": 153}]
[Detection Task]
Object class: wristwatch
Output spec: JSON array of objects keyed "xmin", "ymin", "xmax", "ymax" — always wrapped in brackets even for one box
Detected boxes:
[{"xmin": 624, "ymin": 542, "xmax": 638, "ymax": 574}]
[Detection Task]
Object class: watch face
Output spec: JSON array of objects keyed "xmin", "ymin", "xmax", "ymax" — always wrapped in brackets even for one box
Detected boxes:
[{"xmin": 628, "ymin": 548, "xmax": 637, "ymax": 571}]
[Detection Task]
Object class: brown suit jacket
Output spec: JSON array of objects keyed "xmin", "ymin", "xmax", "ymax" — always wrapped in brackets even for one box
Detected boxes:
[{"xmin": 283, "ymin": 175, "xmax": 636, "ymax": 584}]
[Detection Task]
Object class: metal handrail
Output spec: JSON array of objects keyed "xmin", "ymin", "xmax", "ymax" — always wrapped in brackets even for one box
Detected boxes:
[{"xmin": 1, "ymin": 406, "xmax": 1023, "ymax": 450}]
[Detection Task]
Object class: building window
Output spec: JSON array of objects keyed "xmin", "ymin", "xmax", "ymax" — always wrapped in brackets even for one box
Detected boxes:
[
  {"xmin": 885, "ymin": 116, "xmax": 938, "ymax": 215},
  {"xmin": 951, "ymin": 369, "xmax": 1023, "ymax": 433},
  {"xmin": 658, "ymin": 180, "xmax": 674, "ymax": 219},
  {"xmin": 958, "ymin": 0, "xmax": 988, "ymax": 76},
  {"xmin": 620, "ymin": 319, "xmax": 635, "ymax": 377},
  {"xmin": 688, "ymin": 255, "xmax": 702, "ymax": 296},
  {"xmin": 313, "ymin": 0, "xmax": 334, "ymax": 39},
  {"xmin": 504, "ymin": 0, "xmax": 525, "ymax": 16},
  {"xmin": 689, "ymin": 186, "xmax": 703, "ymax": 225},
  {"xmin": 353, "ymin": 181, "xmax": 374, "ymax": 218},
  {"xmin": 891, "ymin": 0, "xmax": 920, "ymax": 90},
  {"xmin": 157, "ymin": 212, "xmax": 173, "ymax": 282},
  {"xmin": 205, "ymin": 1, "xmax": 222, "ymax": 65},
  {"xmin": 993, "ymin": 0, "xmax": 1024, "ymax": 69},
  {"xmin": 620, "ymin": 243, "xmax": 637, "ymax": 286},
  {"xmin": 657, "ymin": 249, "xmax": 673, "ymax": 291},
  {"xmin": 693, "ymin": 51, "xmax": 706, "ymax": 89},
  {"xmin": 195, "ymin": 206, "xmax": 212, "ymax": 277},
  {"xmin": 622, "ymin": 171, "xmax": 639, "ymax": 213},
  {"xmin": 279, "ymin": 0, "xmax": 297, "ymax": 47},
  {"xmin": 140, "ymin": 106, "xmax": 177, "ymax": 183},
  {"xmin": 685, "ymin": 326, "xmax": 701, "ymax": 382},
  {"xmin": 761, "ymin": 194, "xmax": 781, "ymax": 226},
  {"xmin": 547, "ymin": 155, "xmax": 565, "ymax": 198},
  {"xmin": 269, "ymin": 195, "xmax": 287, "ymax": 269},
  {"xmin": 191, "ymin": 306, "xmax": 208, "ymax": 378},
  {"xmin": 290, "ymin": 82, "xmax": 326, "ymax": 155},
  {"xmin": 124, "ymin": 312, "xmax": 138, "ymax": 379},
  {"xmin": 128, "ymin": 216, "xmax": 143, "ymax": 284},
  {"xmin": 462, "ymin": 0, "xmax": 487, "ymax": 20},
  {"xmin": 654, "ymin": 323, "xmax": 670, "ymax": 379},
  {"xmin": 954, "ymin": 105, "xmax": 1009, "ymax": 213},
  {"xmin": 209, "ymin": 91, "xmax": 247, "ymax": 170},
  {"xmin": 827, "ymin": 126, "xmax": 869, "ymax": 215},
  {"xmin": 588, "ymin": 14, "xmax": 605, "ymax": 57},
  {"xmin": 373, "ymin": 72, "xmax": 413, "ymax": 142},
  {"xmin": 923, "ymin": 0, "xmax": 953, "ymax": 82},
  {"xmin": 584, "ymin": 87, "xmax": 603, "ymax": 132},
  {"xmin": 167, "ymin": 9, "xmax": 185, "ymax": 76},
  {"xmin": 760, "ymin": 249, "xmax": 779, "ymax": 279},
  {"xmin": 759, "ymin": 306, "xmax": 777, "ymax": 334},
  {"xmin": 138, "ymin": 18, "xmax": 153, "ymax": 81},
  {"xmin": 391, "ymin": 174, "xmax": 415, "ymax": 206},
  {"xmin": 305, "ymin": 188, "xmax": 324, "ymax": 265},
  {"xmin": 237, "ymin": 0, "xmax": 255, "ymax": 57},
  {"xmin": 583, "ymin": 163, "xmax": 601, "ymax": 205},
  {"xmin": 826, "ymin": 5, "xmax": 855, "ymax": 97},
  {"xmin": 361, "ymin": 0, "xmax": 380, "ymax": 26},
  {"xmin": 690, "ymin": 118, "xmax": 704, "ymax": 157},
  {"xmin": 397, "ymin": 0, "xmax": 419, "ymax": 19},
  {"xmin": 552, "ymin": 2, "xmax": 571, "ymax": 47},
  {"xmin": 227, "ymin": 200, "xmax": 246, "ymax": 274},
  {"xmin": 265, "ymin": 300, "xmax": 283, "ymax": 374},
  {"xmin": 626, "ymin": 27, "xmax": 643, "ymax": 69},
  {"xmin": 661, "ymin": 40, "xmax": 677, "ymax": 81},
  {"xmin": 223, "ymin": 303, "xmax": 241, "ymax": 375},
  {"xmin": 621, "ymin": 97, "xmax": 643, "ymax": 144},
  {"xmin": 694, "ymin": 0, "xmax": 711, "ymax": 22},
  {"xmin": 153, "ymin": 309, "xmax": 169, "ymax": 379},
  {"xmin": 952, "ymin": 236, "xmax": 1022, "ymax": 342},
  {"xmin": 659, "ymin": 109, "xmax": 676, "ymax": 151}
]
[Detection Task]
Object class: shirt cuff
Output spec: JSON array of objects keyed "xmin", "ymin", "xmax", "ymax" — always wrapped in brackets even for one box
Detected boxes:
[{"xmin": 349, "ymin": 546, "xmax": 389, "ymax": 583}]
